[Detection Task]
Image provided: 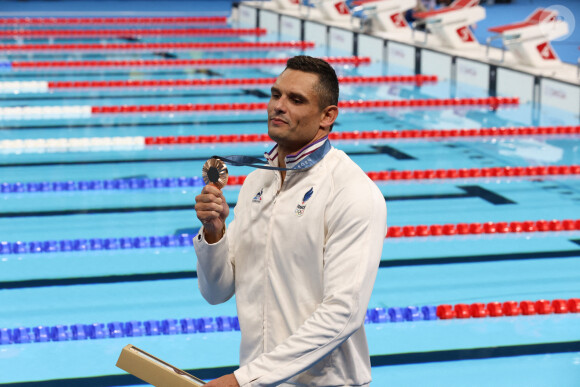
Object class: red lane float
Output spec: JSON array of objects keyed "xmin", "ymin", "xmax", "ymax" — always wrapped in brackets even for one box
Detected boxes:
[
  {"xmin": 365, "ymin": 164, "xmax": 580, "ymax": 181},
  {"xmin": 333, "ymin": 125, "xmax": 579, "ymax": 139},
  {"xmin": 11, "ymin": 56, "xmax": 371, "ymax": 69},
  {"xmin": 91, "ymin": 96, "xmax": 516, "ymax": 114},
  {"xmin": 0, "ymin": 28, "xmax": 267, "ymax": 38},
  {"xmin": 0, "ymin": 41, "xmax": 315, "ymax": 52},
  {"xmin": 436, "ymin": 298, "xmax": 580, "ymax": 320},
  {"xmin": 0, "ymin": 16, "xmax": 228, "ymax": 25},
  {"xmin": 48, "ymin": 75, "xmax": 437, "ymax": 89},
  {"xmin": 386, "ymin": 219, "xmax": 580, "ymax": 238},
  {"xmin": 148, "ymin": 165, "xmax": 579, "ymax": 187},
  {"xmin": 143, "ymin": 125, "xmax": 579, "ymax": 145},
  {"xmin": 336, "ymin": 97, "xmax": 517, "ymax": 108}
]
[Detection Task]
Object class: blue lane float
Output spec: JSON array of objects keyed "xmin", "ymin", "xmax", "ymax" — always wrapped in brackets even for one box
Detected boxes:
[
  {"xmin": 0, "ymin": 232, "xmax": 197, "ymax": 255},
  {"xmin": 0, "ymin": 306, "xmax": 439, "ymax": 346},
  {"xmin": 0, "ymin": 176, "xmax": 204, "ymax": 194}
]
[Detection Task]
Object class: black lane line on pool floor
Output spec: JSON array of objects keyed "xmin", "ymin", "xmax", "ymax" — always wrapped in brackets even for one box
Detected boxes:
[
  {"xmin": 380, "ymin": 248, "xmax": 580, "ymax": 267},
  {"xmin": 0, "ymin": 271, "xmax": 197, "ymax": 290},
  {"xmin": 3, "ymin": 341, "xmax": 579, "ymax": 386},
  {"xmin": 386, "ymin": 185, "xmax": 516, "ymax": 205},
  {"xmin": 0, "ymin": 186, "xmax": 515, "ymax": 218},
  {"xmin": 3, "ymin": 248, "xmax": 580, "ymax": 290}
]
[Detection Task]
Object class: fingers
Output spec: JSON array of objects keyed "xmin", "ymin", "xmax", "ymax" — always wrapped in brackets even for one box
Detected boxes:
[
  {"xmin": 195, "ymin": 184, "xmax": 228, "ymax": 225},
  {"xmin": 203, "ymin": 183, "xmax": 223, "ymax": 196}
]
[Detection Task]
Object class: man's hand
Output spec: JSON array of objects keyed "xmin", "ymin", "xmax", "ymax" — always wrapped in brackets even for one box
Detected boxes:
[
  {"xmin": 204, "ymin": 373, "xmax": 240, "ymax": 387},
  {"xmin": 194, "ymin": 184, "xmax": 230, "ymax": 244}
]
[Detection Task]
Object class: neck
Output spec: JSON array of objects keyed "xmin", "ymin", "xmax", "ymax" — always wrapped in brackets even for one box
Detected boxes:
[{"xmin": 276, "ymin": 131, "xmax": 328, "ymax": 182}]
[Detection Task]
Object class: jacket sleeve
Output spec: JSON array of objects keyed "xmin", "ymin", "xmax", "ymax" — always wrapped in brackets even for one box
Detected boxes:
[
  {"xmin": 233, "ymin": 178, "xmax": 387, "ymax": 386},
  {"xmin": 193, "ymin": 201, "xmax": 240, "ymax": 305}
]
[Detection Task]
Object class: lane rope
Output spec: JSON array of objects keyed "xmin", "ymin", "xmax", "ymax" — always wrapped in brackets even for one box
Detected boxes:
[
  {"xmin": 1, "ymin": 164, "xmax": 579, "ymax": 188},
  {"xmin": 142, "ymin": 125, "xmax": 578, "ymax": 145},
  {"xmin": 0, "ymin": 41, "xmax": 313, "ymax": 52},
  {"xmin": 1, "ymin": 298, "xmax": 577, "ymax": 345},
  {"xmin": 0, "ymin": 97, "xmax": 518, "ymax": 121},
  {"xmin": 9, "ymin": 56, "xmax": 371, "ymax": 69},
  {"xmin": 0, "ymin": 28, "xmax": 267, "ymax": 38},
  {"xmin": 0, "ymin": 16, "xmax": 228, "ymax": 25},
  {"xmin": 3, "ymin": 124, "xmax": 571, "ymax": 152},
  {"xmin": 0, "ymin": 75, "xmax": 437, "ymax": 93},
  {"xmin": 1, "ymin": 218, "xmax": 580, "ymax": 257}
]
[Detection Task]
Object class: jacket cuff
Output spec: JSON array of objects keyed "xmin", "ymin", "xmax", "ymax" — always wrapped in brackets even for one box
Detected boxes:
[
  {"xmin": 233, "ymin": 366, "xmax": 251, "ymax": 387},
  {"xmin": 194, "ymin": 225, "xmax": 226, "ymax": 246}
]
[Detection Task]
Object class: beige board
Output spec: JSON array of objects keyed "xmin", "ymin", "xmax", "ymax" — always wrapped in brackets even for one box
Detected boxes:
[{"xmin": 116, "ymin": 344, "xmax": 206, "ymax": 387}]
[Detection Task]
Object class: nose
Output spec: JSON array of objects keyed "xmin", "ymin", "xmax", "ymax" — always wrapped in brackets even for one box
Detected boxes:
[{"xmin": 270, "ymin": 95, "xmax": 287, "ymax": 114}]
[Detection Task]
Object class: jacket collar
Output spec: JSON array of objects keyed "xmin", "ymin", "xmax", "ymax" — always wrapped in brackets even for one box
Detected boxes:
[{"xmin": 264, "ymin": 136, "xmax": 331, "ymax": 170}]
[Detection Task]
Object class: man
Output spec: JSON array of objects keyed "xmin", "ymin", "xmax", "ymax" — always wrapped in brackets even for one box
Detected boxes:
[{"xmin": 194, "ymin": 55, "xmax": 387, "ymax": 386}]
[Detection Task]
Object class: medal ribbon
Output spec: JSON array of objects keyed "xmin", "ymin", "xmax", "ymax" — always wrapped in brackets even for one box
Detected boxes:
[{"xmin": 213, "ymin": 138, "xmax": 331, "ymax": 172}]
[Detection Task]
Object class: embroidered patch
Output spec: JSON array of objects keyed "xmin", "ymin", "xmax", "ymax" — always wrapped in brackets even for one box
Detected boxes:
[
  {"xmin": 252, "ymin": 189, "xmax": 263, "ymax": 203},
  {"xmin": 295, "ymin": 187, "xmax": 313, "ymax": 216}
]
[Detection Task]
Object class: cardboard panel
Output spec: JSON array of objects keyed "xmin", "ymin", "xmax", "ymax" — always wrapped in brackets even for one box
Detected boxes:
[{"xmin": 116, "ymin": 345, "xmax": 205, "ymax": 387}]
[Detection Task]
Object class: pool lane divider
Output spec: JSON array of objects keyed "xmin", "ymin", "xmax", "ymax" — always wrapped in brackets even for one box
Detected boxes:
[
  {"xmin": 0, "ymin": 41, "xmax": 315, "ymax": 52},
  {"xmin": 0, "ymin": 123, "xmax": 567, "ymax": 151},
  {"xmin": 4, "ymin": 123, "xmax": 574, "ymax": 151},
  {"xmin": 142, "ymin": 125, "xmax": 579, "ymax": 145},
  {"xmin": 8, "ymin": 56, "xmax": 371, "ymax": 70},
  {"xmin": 0, "ymin": 28, "xmax": 267, "ymax": 38},
  {"xmin": 2, "ymin": 218, "xmax": 580, "ymax": 256},
  {"xmin": 1, "ymin": 299, "xmax": 578, "ymax": 345},
  {"xmin": 0, "ymin": 75, "xmax": 437, "ymax": 93},
  {"xmin": 0, "ymin": 16, "xmax": 228, "ymax": 25},
  {"xmin": 1, "ymin": 165, "xmax": 579, "ymax": 191},
  {"xmin": 0, "ymin": 97, "xmax": 518, "ymax": 121}
]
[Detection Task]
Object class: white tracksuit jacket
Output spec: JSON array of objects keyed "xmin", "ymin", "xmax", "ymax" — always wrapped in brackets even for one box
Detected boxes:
[{"xmin": 194, "ymin": 138, "xmax": 387, "ymax": 386}]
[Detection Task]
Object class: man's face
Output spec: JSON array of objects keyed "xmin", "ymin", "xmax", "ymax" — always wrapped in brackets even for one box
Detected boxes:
[{"xmin": 267, "ymin": 69, "xmax": 328, "ymax": 153}]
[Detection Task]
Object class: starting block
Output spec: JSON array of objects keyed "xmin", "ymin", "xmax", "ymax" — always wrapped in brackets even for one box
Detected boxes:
[
  {"xmin": 487, "ymin": 8, "xmax": 569, "ymax": 68},
  {"xmin": 308, "ymin": 0, "xmax": 352, "ymax": 22},
  {"xmin": 349, "ymin": 0, "xmax": 416, "ymax": 35},
  {"xmin": 270, "ymin": 0, "xmax": 301, "ymax": 10},
  {"xmin": 413, "ymin": 0, "xmax": 485, "ymax": 49}
]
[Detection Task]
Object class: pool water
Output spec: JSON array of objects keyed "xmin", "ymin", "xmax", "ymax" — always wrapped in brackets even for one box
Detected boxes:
[{"xmin": 1, "ymin": 15, "xmax": 580, "ymax": 387}]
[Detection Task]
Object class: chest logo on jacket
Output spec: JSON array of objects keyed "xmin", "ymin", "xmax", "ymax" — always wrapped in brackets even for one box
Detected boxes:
[
  {"xmin": 252, "ymin": 189, "xmax": 263, "ymax": 203},
  {"xmin": 295, "ymin": 187, "xmax": 314, "ymax": 216}
]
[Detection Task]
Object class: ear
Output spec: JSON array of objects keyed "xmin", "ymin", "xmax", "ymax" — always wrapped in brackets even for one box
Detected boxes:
[{"xmin": 319, "ymin": 105, "xmax": 338, "ymax": 131}]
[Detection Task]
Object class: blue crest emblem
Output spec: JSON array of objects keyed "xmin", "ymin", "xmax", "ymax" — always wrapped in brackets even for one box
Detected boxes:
[
  {"xmin": 296, "ymin": 187, "xmax": 314, "ymax": 216},
  {"xmin": 302, "ymin": 187, "xmax": 314, "ymax": 204}
]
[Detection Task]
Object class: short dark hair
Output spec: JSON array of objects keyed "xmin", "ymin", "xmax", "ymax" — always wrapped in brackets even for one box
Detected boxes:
[{"xmin": 285, "ymin": 55, "xmax": 339, "ymax": 111}]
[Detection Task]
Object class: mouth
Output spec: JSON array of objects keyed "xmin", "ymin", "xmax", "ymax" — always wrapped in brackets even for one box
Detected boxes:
[{"xmin": 269, "ymin": 116, "xmax": 288, "ymax": 125}]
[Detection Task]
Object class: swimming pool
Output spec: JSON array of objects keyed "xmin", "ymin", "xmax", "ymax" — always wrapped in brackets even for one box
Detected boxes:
[{"xmin": 1, "ymin": 9, "xmax": 580, "ymax": 387}]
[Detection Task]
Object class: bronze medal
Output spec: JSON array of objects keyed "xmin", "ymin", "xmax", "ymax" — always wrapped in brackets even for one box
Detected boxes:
[{"xmin": 202, "ymin": 158, "xmax": 229, "ymax": 189}]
